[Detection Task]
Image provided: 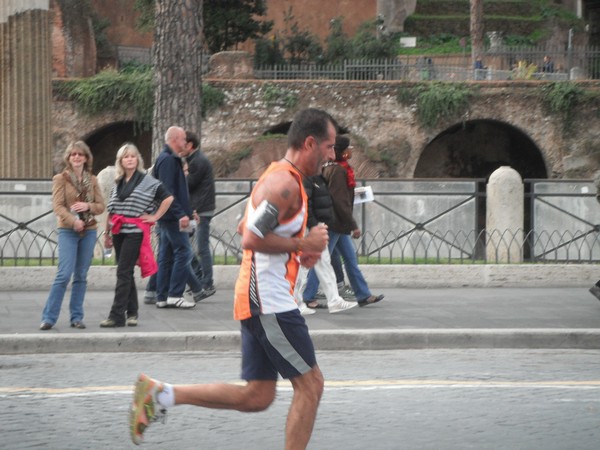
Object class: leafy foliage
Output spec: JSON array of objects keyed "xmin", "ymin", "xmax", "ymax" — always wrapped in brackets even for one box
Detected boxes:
[
  {"xmin": 281, "ymin": 7, "xmax": 322, "ymax": 64},
  {"xmin": 204, "ymin": 0, "xmax": 273, "ymax": 53},
  {"xmin": 538, "ymin": 81, "xmax": 585, "ymax": 130},
  {"xmin": 254, "ymin": 36, "xmax": 285, "ymax": 65},
  {"xmin": 202, "ymin": 84, "xmax": 227, "ymax": 116},
  {"xmin": 348, "ymin": 20, "xmax": 398, "ymax": 59},
  {"xmin": 324, "ymin": 17, "xmax": 352, "ymax": 64},
  {"xmin": 134, "ymin": 0, "xmax": 273, "ymax": 54},
  {"xmin": 261, "ymin": 83, "xmax": 299, "ymax": 108},
  {"xmin": 510, "ymin": 60, "xmax": 538, "ymax": 80},
  {"xmin": 60, "ymin": 68, "xmax": 225, "ymax": 129},
  {"xmin": 398, "ymin": 83, "xmax": 475, "ymax": 128},
  {"xmin": 62, "ymin": 68, "xmax": 154, "ymax": 130},
  {"xmin": 134, "ymin": 0, "xmax": 154, "ymax": 32}
]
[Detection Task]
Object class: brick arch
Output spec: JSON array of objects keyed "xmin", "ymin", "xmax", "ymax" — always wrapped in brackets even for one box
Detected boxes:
[
  {"xmin": 414, "ymin": 119, "xmax": 547, "ymax": 180},
  {"xmin": 83, "ymin": 121, "xmax": 152, "ymax": 174}
]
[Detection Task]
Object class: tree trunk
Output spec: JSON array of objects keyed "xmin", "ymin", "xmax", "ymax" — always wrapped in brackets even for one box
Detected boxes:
[
  {"xmin": 151, "ymin": 0, "xmax": 204, "ymax": 159},
  {"xmin": 470, "ymin": 0, "xmax": 484, "ymax": 66}
]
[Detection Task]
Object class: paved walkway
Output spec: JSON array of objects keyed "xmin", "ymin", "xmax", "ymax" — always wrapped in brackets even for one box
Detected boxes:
[{"xmin": 2, "ymin": 286, "xmax": 600, "ymax": 353}]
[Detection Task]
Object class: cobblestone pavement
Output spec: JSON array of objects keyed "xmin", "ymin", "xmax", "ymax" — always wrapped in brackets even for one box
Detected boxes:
[{"xmin": 2, "ymin": 349, "xmax": 600, "ymax": 449}]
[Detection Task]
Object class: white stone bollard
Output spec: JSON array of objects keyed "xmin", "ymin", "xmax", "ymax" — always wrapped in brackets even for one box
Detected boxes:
[{"xmin": 486, "ymin": 166, "xmax": 524, "ymax": 263}]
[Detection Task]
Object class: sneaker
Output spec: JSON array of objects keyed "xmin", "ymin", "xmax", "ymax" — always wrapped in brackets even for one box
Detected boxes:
[
  {"xmin": 143, "ymin": 291, "xmax": 157, "ymax": 305},
  {"xmin": 298, "ymin": 302, "xmax": 316, "ymax": 315},
  {"xmin": 156, "ymin": 300, "xmax": 168, "ymax": 308},
  {"xmin": 314, "ymin": 289, "xmax": 326, "ymax": 300},
  {"xmin": 589, "ymin": 285, "xmax": 600, "ymax": 301},
  {"xmin": 100, "ymin": 318, "xmax": 125, "ymax": 328},
  {"xmin": 328, "ymin": 299, "xmax": 358, "ymax": 314},
  {"xmin": 129, "ymin": 374, "xmax": 167, "ymax": 445},
  {"xmin": 338, "ymin": 284, "xmax": 355, "ymax": 299},
  {"xmin": 358, "ymin": 294, "xmax": 385, "ymax": 307},
  {"xmin": 39, "ymin": 322, "xmax": 53, "ymax": 331},
  {"xmin": 166, "ymin": 296, "xmax": 196, "ymax": 308},
  {"xmin": 127, "ymin": 316, "xmax": 138, "ymax": 327},
  {"xmin": 193, "ymin": 286, "xmax": 216, "ymax": 302}
]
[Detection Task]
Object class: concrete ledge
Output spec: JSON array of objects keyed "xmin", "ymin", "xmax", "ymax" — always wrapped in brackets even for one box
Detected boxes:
[
  {"xmin": 3, "ymin": 329, "xmax": 600, "ymax": 354},
  {"xmin": 2, "ymin": 264, "xmax": 597, "ymax": 291}
]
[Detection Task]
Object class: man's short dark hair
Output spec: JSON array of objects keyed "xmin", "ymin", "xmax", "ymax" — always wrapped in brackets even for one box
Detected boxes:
[
  {"xmin": 186, "ymin": 131, "xmax": 200, "ymax": 149},
  {"xmin": 287, "ymin": 108, "xmax": 336, "ymax": 150}
]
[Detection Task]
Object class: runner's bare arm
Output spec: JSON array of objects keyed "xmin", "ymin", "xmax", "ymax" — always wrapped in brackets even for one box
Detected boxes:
[{"xmin": 242, "ymin": 171, "xmax": 327, "ymax": 254}]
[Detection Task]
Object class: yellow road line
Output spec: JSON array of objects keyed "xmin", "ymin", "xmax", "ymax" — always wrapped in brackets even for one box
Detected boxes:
[{"xmin": 2, "ymin": 379, "xmax": 600, "ymax": 396}]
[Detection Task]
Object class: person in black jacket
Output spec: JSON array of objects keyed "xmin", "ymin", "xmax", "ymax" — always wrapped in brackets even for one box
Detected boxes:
[
  {"xmin": 183, "ymin": 131, "xmax": 216, "ymax": 299},
  {"xmin": 303, "ymin": 135, "xmax": 384, "ymax": 307},
  {"xmin": 295, "ymin": 174, "xmax": 357, "ymax": 314}
]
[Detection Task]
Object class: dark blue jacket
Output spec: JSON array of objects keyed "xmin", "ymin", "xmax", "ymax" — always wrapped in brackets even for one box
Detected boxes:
[{"xmin": 152, "ymin": 145, "xmax": 192, "ymax": 222}]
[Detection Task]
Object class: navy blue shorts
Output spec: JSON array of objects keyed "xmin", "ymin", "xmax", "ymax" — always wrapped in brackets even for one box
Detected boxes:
[{"xmin": 240, "ymin": 309, "xmax": 317, "ymax": 381}]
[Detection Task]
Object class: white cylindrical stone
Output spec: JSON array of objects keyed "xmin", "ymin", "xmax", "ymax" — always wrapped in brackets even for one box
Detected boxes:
[{"xmin": 486, "ymin": 166, "xmax": 524, "ymax": 263}]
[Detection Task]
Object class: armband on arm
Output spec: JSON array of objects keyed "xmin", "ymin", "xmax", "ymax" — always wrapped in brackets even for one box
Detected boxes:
[{"xmin": 246, "ymin": 200, "xmax": 280, "ymax": 238}]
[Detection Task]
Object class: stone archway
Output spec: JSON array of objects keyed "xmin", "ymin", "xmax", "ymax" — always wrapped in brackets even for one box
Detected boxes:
[
  {"xmin": 414, "ymin": 119, "xmax": 548, "ymax": 180},
  {"xmin": 83, "ymin": 122, "xmax": 152, "ymax": 174}
]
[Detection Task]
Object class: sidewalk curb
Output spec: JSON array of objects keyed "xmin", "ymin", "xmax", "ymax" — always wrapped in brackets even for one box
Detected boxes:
[
  {"xmin": 2, "ymin": 264, "xmax": 598, "ymax": 291},
  {"xmin": 3, "ymin": 329, "xmax": 600, "ymax": 354}
]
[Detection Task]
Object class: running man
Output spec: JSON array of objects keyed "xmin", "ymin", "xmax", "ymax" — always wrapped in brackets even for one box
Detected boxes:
[{"xmin": 129, "ymin": 108, "xmax": 335, "ymax": 449}]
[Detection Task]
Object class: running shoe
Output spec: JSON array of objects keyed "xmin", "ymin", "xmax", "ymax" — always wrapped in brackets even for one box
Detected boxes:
[
  {"xmin": 298, "ymin": 301, "xmax": 316, "ymax": 315},
  {"xmin": 328, "ymin": 299, "xmax": 358, "ymax": 314},
  {"xmin": 166, "ymin": 296, "xmax": 196, "ymax": 308},
  {"xmin": 338, "ymin": 284, "xmax": 355, "ymax": 299},
  {"xmin": 130, "ymin": 374, "xmax": 167, "ymax": 445},
  {"xmin": 193, "ymin": 286, "xmax": 216, "ymax": 302}
]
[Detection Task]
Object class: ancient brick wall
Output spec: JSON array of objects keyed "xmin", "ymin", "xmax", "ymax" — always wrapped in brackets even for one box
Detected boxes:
[{"xmin": 50, "ymin": 80, "xmax": 600, "ymax": 180}]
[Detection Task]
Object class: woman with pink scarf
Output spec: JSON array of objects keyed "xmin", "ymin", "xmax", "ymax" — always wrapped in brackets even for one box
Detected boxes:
[{"xmin": 101, "ymin": 144, "xmax": 173, "ymax": 327}]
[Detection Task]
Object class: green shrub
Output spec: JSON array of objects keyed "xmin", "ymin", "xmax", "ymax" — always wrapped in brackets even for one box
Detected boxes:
[
  {"xmin": 538, "ymin": 81, "xmax": 584, "ymax": 130},
  {"xmin": 61, "ymin": 68, "xmax": 225, "ymax": 129},
  {"xmin": 261, "ymin": 83, "xmax": 299, "ymax": 108},
  {"xmin": 398, "ymin": 83, "xmax": 475, "ymax": 127}
]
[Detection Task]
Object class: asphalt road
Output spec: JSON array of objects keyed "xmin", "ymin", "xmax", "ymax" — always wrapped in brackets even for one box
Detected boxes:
[{"xmin": 2, "ymin": 349, "xmax": 599, "ymax": 449}]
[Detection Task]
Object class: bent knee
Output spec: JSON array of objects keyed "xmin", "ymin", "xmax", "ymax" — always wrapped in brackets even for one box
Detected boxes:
[
  {"xmin": 239, "ymin": 383, "xmax": 276, "ymax": 412},
  {"xmin": 240, "ymin": 393, "xmax": 274, "ymax": 412}
]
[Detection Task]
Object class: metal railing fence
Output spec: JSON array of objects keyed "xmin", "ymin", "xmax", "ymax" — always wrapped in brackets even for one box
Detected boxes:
[
  {"xmin": 254, "ymin": 45, "xmax": 600, "ymax": 81},
  {"xmin": 3, "ymin": 226, "xmax": 600, "ymax": 266},
  {"xmin": 2, "ymin": 178, "xmax": 600, "ymax": 266}
]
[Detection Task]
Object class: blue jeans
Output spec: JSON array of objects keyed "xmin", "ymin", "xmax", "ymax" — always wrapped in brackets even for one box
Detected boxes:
[
  {"xmin": 41, "ymin": 228, "xmax": 97, "ymax": 325},
  {"xmin": 194, "ymin": 215, "xmax": 214, "ymax": 289},
  {"xmin": 156, "ymin": 220, "xmax": 201, "ymax": 299},
  {"xmin": 330, "ymin": 247, "xmax": 344, "ymax": 285},
  {"xmin": 303, "ymin": 231, "xmax": 371, "ymax": 302}
]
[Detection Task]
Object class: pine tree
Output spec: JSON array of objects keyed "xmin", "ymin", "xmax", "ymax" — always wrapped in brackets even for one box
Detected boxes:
[{"xmin": 151, "ymin": 0, "xmax": 204, "ymax": 157}]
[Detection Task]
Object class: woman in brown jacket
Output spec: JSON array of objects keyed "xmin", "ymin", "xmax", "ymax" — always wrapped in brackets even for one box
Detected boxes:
[{"xmin": 40, "ymin": 141, "xmax": 105, "ymax": 330}]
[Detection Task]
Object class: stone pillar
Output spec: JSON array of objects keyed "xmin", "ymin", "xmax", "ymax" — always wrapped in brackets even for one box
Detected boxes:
[
  {"xmin": 486, "ymin": 166, "xmax": 524, "ymax": 263},
  {"xmin": 0, "ymin": 1, "xmax": 52, "ymax": 179}
]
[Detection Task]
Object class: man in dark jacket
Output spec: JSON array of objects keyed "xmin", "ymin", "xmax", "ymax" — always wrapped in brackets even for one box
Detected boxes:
[
  {"xmin": 183, "ymin": 131, "xmax": 216, "ymax": 299},
  {"xmin": 152, "ymin": 126, "xmax": 204, "ymax": 309},
  {"xmin": 295, "ymin": 174, "xmax": 357, "ymax": 314},
  {"xmin": 303, "ymin": 135, "xmax": 384, "ymax": 307}
]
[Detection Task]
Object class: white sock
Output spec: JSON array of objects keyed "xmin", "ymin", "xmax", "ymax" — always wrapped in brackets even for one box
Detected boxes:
[{"xmin": 157, "ymin": 383, "xmax": 175, "ymax": 408}]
